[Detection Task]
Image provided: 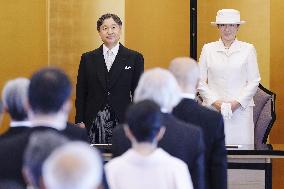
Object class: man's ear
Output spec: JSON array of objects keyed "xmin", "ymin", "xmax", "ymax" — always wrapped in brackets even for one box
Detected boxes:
[
  {"xmin": 62, "ymin": 99, "xmax": 72, "ymax": 113},
  {"xmin": 123, "ymin": 125, "xmax": 136, "ymax": 142},
  {"xmin": 156, "ymin": 126, "xmax": 166, "ymax": 141}
]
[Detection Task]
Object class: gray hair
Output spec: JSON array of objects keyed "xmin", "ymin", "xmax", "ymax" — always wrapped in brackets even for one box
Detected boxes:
[
  {"xmin": 134, "ymin": 68, "xmax": 181, "ymax": 112},
  {"xmin": 169, "ymin": 57, "xmax": 200, "ymax": 93},
  {"xmin": 1, "ymin": 78, "xmax": 30, "ymax": 121},
  {"xmin": 43, "ymin": 142, "xmax": 103, "ymax": 189},
  {"xmin": 23, "ymin": 131, "xmax": 69, "ymax": 188}
]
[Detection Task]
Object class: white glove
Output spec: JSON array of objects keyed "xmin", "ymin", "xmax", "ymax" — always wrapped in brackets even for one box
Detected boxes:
[{"xmin": 221, "ymin": 103, "xmax": 233, "ymax": 120}]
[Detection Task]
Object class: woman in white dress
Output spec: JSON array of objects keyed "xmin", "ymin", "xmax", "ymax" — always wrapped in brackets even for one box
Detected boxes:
[{"xmin": 198, "ymin": 9, "xmax": 261, "ymax": 145}]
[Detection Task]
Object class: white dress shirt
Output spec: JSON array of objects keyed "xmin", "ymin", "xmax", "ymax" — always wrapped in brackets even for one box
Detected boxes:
[{"xmin": 103, "ymin": 43, "xmax": 119, "ymax": 71}]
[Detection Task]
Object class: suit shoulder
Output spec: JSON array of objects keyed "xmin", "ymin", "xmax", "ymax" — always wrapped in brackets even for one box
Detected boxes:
[
  {"xmin": 172, "ymin": 115, "xmax": 202, "ymax": 134},
  {"xmin": 203, "ymin": 41, "xmax": 219, "ymax": 48},
  {"xmin": 198, "ymin": 104, "xmax": 222, "ymax": 118},
  {"xmin": 237, "ymin": 40, "xmax": 253, "ymax": 47},
  {"xmin": 81, "ymin": 47, "xmax": 101, "ymax": 57},
  {"xmin": 197, "ymin": 104, "xmax": 223, "ymax": 123},
  {"xmin": 122, "ymin": 46, "xmax": 143, "ymax": 57}
]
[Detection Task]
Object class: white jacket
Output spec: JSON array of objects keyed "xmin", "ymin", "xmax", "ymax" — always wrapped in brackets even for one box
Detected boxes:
[{"xmin": 198, "ymin": 39, "xmax": 261, "ymax": 109}]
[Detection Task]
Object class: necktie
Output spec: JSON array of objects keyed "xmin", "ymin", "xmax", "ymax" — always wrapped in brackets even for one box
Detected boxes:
[{"xmin": 106, "ymin": 50, "xmax": 114, "ymax": 71}]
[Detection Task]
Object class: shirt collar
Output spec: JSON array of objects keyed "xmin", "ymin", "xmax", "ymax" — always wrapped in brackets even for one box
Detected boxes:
[
  {"xmin": 180, "ymin": 92, "xmax": 196, "ymax": 100},
  {"xmin": 29, "ymin": 113, "xmax": 67, "ymax": 131},
  {"xmin": 103, "ymin": 43, "xmax": 120, "ymax": 57},
  {"xmin": 216, "ymin": 38, "xmax": 240, "ymax": 50},
  {"xmin": 10, "ymin": 120, "xmax": 31, "ymax": 128}
]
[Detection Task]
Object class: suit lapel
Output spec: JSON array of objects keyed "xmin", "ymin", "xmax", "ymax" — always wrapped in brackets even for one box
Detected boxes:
[
  {"xmin": 95, "ymin": 45, "xmax": 108, "ymax": 90},
  {"xmin": 109, "ymin": 44, "xmax": 128, "ymax": 88}
]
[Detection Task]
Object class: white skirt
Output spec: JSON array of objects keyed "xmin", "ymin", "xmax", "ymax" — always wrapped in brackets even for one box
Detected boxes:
[{"xmin": 224, "ymin": 106, "xmax": 254, "ymax": 145}]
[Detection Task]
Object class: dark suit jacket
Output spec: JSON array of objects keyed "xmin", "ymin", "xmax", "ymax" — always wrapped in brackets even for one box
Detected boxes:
[
  {"xmin": 0, "ymin": 126, "xmax": 29, "ymax": 140},
  {"xmin": 173, "ymin": 98, "xmax": 227, "ymax": 189},
  {"xmin": 111, "ymin": 113, "xmax": 205, "ymax": 189},
  {"xmin": 75, "ymin": 44, "xmax": 144, "ymax": 130},
  {"xmin": 0, "ymin": 124, "xmax": 88, "ymax": 186}
]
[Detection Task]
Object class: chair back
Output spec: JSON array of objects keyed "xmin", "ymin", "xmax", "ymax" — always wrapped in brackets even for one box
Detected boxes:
[{"xmin": 253, "ymin": 84, "xmax": 276, "ymax": 145}]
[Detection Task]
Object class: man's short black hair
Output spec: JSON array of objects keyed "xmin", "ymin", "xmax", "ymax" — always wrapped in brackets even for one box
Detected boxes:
[
  {"xmin": 126, "ymin": 100, "xmax": 162, "ymax": 143},
  {"xmin": 28, "ymin": 67, "xmax": 71, "ymax": 114},
  {"xmin": 97, "ymin": 13, "xmax": 122, "ymax": 31}
]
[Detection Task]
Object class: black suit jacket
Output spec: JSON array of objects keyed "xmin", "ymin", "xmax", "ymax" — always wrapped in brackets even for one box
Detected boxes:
[
  {"xmin": 173, "ymin": 98, "xmax": 227, "ymax": 189},
  {"xmin": 111, "ymin": 113, "xmax": 205, "ymax": 189},
  {"xmin": 75, "ymin": 44, "xmax": 144, "ymax": 130},
  {"xmin": 0, "ymin": 126, "xmax": 29, "ymax": 140},
  {"xmin": 0, "ymin": 124, "xmax": 88, "ymax": 186}
]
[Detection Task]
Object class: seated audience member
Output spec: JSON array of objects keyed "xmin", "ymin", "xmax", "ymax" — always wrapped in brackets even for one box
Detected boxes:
[
  {"xmin": 106, "ymin": 100, "xmax": 193, "ymax": 189},
  {"xmin": 112, "ymin": 68, "xmax": 205, "ymax": 189},
  {"xmin": 0, "ymin": 78, "xmax": 30, "ymax": 139},
  {"xmin": 27, "ymin": 67, "xmax": 88, "ymax": 141},
  {"xmin": 42, "ymin": 142, "xmax": 103, "ymax": 189},
  {"xmin": 0, "ymin": 67, "xmax": 87, "ymax": 186},
  {"xmin": 23, "ymin": 130, "xmax": 69, "ymax": 189},
  {"xmin": 169, "ymin": 57, "xmax": 227, "ymax": 189}
]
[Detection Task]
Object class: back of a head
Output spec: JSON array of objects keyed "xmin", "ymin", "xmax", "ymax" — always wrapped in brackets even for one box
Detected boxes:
[
  {"xmin": 28, "ymin": 67, "xmax": 71, "ymax": 114},
  {"xmin": 43, "ymin": 142, "xmax": 103, "ymax": 189},
  {"xmin": 169, "ymin": 57, "xmax": 200, "ymax": 92},
  {"xmin": 134, "ymin": 68, "xmax": 181, "ymax": 112},
  {"xmin": 1, "ymin": 78, "xmax": 30, "ymax": 121},
  {"xmin": 23, "ymin": 130, "xmax": 69, "ymax": 188},
  {"xmin": 126, "ymin": 100, "xmax": 162, "ymax": 143}
]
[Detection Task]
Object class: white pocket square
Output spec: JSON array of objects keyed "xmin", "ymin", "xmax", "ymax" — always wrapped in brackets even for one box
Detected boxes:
[{"xmin": 125, "ymin": 66, "xmax": 131, "ymax": 70}]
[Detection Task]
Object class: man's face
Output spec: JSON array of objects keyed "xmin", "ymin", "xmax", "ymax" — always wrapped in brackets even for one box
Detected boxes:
[
  {"xmin": 218, "ymin": 24, "xmax": 239, "ymax": 43},
  {"xmin": 98, "ymin": 17, "xmax": 121, "ymax": 49}
]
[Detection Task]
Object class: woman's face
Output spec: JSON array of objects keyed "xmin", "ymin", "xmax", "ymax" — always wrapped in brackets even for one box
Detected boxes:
[{"xmin": 218, "ymin": 24, "xmax": 239, "ymax": 43}]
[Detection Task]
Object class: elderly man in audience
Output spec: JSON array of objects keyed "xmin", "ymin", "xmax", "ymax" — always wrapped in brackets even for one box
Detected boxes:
[
  {"xmin": 169, "ymin": 57, "xmax": 227, "ymax": 189},
  {"xmin": 112, "ymin": 68, "xmax": 205, "ymax": 189},
  {"xmin": 0, "ymin": 78, "xmax": 30, "ymax": 139},
  {"xmin": 106, "ymin": 100, "xmax": 193, "ymax": 189},
  {"xmin": 22, "ymin": 130, "xmax": 69, "ymax": 189},
  {"xmin": 43, "ymin": 142, "xmax": 103, "ymax": 189},
  {"xmin": 0, "ymin": 67, "xmax": 87, "ymax": 186}
]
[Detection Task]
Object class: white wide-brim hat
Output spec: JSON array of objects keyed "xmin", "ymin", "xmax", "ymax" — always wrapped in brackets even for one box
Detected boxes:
[{"xmin": 211, "ymin": 9, "xmax": 246, "ymax": 25}]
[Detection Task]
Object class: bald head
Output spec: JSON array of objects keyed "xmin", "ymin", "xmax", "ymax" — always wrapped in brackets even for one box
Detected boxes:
[{"xmin": 169, "ymin": 57, "xmax": 200, "ymax": 94}]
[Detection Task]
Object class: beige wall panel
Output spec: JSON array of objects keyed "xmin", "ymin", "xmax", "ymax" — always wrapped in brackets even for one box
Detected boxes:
[
  {"xmin": 270, "ymin": 1, "xmax": 284, "ymax": 188},
  {"xmin": 125, "ymin": 0, "xmax": 190, "ymax": 69},
  {"xmin": 0, "ymin": 1, "xmax": 48, "ymax": 133},
  {"xmin": 48, "ymin": 0, "xmax": 125, "ymax": 123},
  {"xmin": 198, "ymin": 0, "xmax": 270, "ymax": 87}
]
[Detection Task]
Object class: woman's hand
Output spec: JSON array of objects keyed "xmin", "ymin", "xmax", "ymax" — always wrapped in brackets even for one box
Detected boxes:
[
  {"xmin": 230, "ymin": 100, "xmax": 241, "ymax": 112},
  {"xmin": 76, "ymin": 122, "xmax": 86, "ymax": 128},
  {"xmin": 212, "ymin": 100, "xmax": 223, "ymax": 111}
]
